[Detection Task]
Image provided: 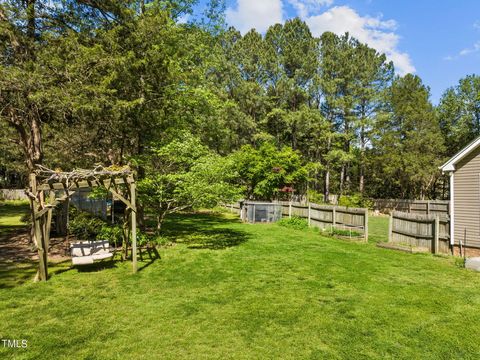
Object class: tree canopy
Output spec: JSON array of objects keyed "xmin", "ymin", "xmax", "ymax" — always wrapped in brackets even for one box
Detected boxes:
[{"xmin": 1, "ymin": 0, "xmax": 478, "ymax": 213}]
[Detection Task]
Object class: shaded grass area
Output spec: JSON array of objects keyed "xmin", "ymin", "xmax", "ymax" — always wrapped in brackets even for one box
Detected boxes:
[
  {"xmin": 1, "ymin": 210, "xmax": 480, "ymax": 359},
  {"xmin": 0, "ymin": 201, "xmax": 34, "ymax": 288},
  {"xmin": 152, "ymin": 211, "xmax": 250, "ymax": 250}
]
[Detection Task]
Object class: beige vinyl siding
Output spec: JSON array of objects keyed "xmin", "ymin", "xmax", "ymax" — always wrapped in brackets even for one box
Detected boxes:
[{"xmin": 454, "ymin": 146, "xmax": 480, "ymax": 248}]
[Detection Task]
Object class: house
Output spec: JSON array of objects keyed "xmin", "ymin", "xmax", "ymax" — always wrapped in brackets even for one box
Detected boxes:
[{"xmin": 440, "ymin": 137, "xmax": 480, "ymax": 256}]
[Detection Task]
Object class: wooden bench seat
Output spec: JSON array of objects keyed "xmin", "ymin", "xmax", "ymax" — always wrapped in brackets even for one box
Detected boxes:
[{"xmin": 71, "ymin": 240, "xmax": 113, "ymax": 266}]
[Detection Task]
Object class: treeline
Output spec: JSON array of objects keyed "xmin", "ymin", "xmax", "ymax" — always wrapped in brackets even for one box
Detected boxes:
[{"xmin": 1, "ymin": 0, "xmax": 479, "ymax": 203}]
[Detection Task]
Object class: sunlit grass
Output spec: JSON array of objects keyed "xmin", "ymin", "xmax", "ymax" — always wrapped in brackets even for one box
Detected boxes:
[
  {"xmin": 0, "ymin": 210, "xmax": 479, "ymax": 359},
  {"xmin": 0, "ymin": 200, "xmax": 29, "ymax": 235}
]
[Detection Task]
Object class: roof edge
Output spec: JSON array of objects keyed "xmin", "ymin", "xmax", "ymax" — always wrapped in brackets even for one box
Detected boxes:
[{"xmin": 440, "ymin": 136, "xmax": 480, "ymax": 172}]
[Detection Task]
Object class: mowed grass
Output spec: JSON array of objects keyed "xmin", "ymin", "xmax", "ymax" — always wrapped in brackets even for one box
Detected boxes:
[
  {"xmin": 1, "ymin": 210, "xmax": 480, "ymax": 359},
  {"xmin": 0, "ymin": 201, "xmax": 29, "ymax": 236},
  {"xmin": 0, "ymin": 201, "xmax": 38, "ymax": 288},
  {"xmin": 367, "ymin": 214, "xmax": 390, "ymax": 243}
]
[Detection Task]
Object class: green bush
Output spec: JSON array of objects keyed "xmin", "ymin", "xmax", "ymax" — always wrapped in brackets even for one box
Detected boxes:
[
  {"xmin": 68, "ymin": 207, "xmax": 106, "ymax": 240},
  {"xmin": 338, "ymin": 193, "xmax": 373, "ymax": 209},
  {"xmin": 277, "ymin": 216, "xmax": 309, "ymax": 230},
  {"xmin": 307, "ymin": 190, "xmax": 325, "ymax": 204},
  {"xmin": 97, "ymin": 225, "xmax": 123, "ymax": 246}
]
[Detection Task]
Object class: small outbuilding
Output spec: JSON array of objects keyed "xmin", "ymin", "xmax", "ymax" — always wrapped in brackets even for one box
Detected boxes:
[{"xmin": 440, "ymin": 136, "xmax": 480, "ymax": 256}]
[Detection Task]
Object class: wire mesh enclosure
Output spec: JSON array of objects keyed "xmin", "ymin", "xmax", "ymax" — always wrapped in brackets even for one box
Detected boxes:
[{"xmin": 242, "ymin": 202, "xmax": 283, "ymax": 223}]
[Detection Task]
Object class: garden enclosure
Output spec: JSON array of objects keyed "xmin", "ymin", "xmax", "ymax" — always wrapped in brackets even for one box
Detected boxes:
[{"xmin": 240, "ymin": 202, "xmax": 283, "ymax": 223}]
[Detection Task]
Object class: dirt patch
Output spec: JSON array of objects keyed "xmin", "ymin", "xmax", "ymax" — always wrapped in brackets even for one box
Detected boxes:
[{"xmin": 0, "ymin": 230, "xmax": 70, "ymax": 264}]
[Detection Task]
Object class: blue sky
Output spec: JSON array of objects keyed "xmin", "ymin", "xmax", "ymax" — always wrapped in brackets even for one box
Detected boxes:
[{"xmin": 194, "ymin": 0, "xmax": 480, "ymax": 104}]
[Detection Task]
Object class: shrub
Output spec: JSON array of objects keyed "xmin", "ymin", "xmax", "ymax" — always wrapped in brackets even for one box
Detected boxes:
[
  {"xmin": 277, "ymin": 216, "xmax": 309, "ymax": 230},
  {"xmin": 307, "ymin": 190, "xmax": 325, "ymax": 204},
  {"xmin": 97, "ymin": 225, "xmax": 123, "ymax": 246},
  {"xmin": 338, "ymin": 193, "xmax": 373, "ymax": 209},
  {"xmin": 68, "ymin": 207, "xmax": 106, "ymax": 240}
]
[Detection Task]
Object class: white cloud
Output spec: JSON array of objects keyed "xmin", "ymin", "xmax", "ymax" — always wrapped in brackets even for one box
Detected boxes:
[
  {"xmin": 459, "ymin": 41, "xmax": 480, "ymax": 56},
  {"xmin": 444, "ymin": 22, "xmax": 480, "ymax": 60},
  {"xmin": 445, "ymin": 41, "xmax": 480, "ymax": 61},
  {"xmin": 305, "ymin": 6, "xmax": 415, "ymax": 74},
  {"xmin": 225, "ymin": 2, "xmax": 415, "ymax": 75},
  {"xmin": 226, "ymin": 0, "xmax": 284, "ymax": 34},
  {"xmin": 287, "ymin": 0, "xmax": 334, "ymax": 18}
]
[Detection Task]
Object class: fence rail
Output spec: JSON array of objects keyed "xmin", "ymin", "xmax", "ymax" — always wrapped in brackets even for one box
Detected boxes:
[
  {"xmin": 388, "ymin": 211, "xmax": 450, "ymax": 254},
  {"xmin": 373, "ymin": 199, "xmax": 449, "ymax": 217},
  {"xmin": 227, "ymin": 201, "xmax": 368, "ymax": 241}
]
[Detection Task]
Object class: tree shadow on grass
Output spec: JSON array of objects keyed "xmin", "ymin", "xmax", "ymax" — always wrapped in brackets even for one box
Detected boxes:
[
  {"xmin": 176, "ymin": 229, "xmax": 249, "ymax": 250},
  {"xmin": 0, "ymin": 261, "xmax": 37, "ymax": 289},
  {"xmin": 73, "ymin": 258, "xmax": 119, "ymax": 273},
  {"xmin": 157, "ymin": 212, "xmax": 249, "ymax": 250},
  {"xmin": 0, "ymin": 259, "xmax": 73, "ymax": 289}
]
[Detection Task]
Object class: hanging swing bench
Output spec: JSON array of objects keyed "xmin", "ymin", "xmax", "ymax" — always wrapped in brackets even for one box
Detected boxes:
[
  {"xmin": 26, "ymin": 165, "xmax": 138, "ymax": 281},
  {"xmin": 71, "ymin": 240, "xmax": 113, "ymax": 265}
]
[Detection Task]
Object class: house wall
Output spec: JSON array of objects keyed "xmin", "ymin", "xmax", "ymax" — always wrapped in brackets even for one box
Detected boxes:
[{"xmin": 454, "ymin": 146, "xmax": 480, "ymax": 248}]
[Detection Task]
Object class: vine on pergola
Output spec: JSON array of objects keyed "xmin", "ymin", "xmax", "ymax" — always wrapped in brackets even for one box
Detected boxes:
[{"xmin": 26, "ymin": 165, "xmax": 138, "ymax": 282}]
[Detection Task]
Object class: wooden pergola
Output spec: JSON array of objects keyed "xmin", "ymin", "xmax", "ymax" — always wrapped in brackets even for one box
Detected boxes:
[{"xmin": 26, "ymin": 165, "xmax": 138, "ymax": 281}]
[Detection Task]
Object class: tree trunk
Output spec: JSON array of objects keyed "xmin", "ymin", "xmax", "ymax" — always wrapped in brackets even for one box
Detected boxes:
[
  {"xmin": 359, "ymin": 166, "xmax": 365, "ymax": 193},
  {"xmin": 324, "ymin": 135, "xmax": 332, "ymax": 203},
  {"xmin": 324, "ymin": 169, "xmax": 330, "ymax": 203},
  {"xmin": 339, "ymin": 165, "xmax": 345, "ymax": 195},
  {"xmin": 359, "ymin": 124, "xmax": 366, "ymax": 193}
]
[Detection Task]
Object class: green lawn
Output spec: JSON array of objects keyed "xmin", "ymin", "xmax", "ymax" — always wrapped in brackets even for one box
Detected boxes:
[
  {"xmin": 0, "ymin": 200, "xmax": 37, "ymax": 289},
  {"xmin": 0, "ymin": 201, "xmax": 29, "ymax": 236},
  {"xmin": 368, "ymin": 214, "xmax": 390, "ymax": 243},
  {"xmin": 1, "ymin": 209, "xmax": 480, "ymax": 359}
]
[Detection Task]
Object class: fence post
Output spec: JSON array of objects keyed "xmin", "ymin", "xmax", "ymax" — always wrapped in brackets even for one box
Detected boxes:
[
  {"xmin": 308, "ymin": 203, "xmax": 311, "ymax": 226},
  {"xmin": 364, "ymin": 208, "xmax": 369, "ymax": 242},
  {"xmin": 253, "ymin": 204, "xmax": 256, "ymax": 223},
  {"xmin": 332, "ymin": 206, "xmax": 336, "ymax": 231},
  {"xmin": 433, "ymin": 215, "xmax": 439, "ymax": 254},
  {"xmin": 388, "ymin": 212, "xmax": 393, "ymax": 242},
  {"xmin": 426, "ymin": 201, "xmax": 430, "ymax": 216},
  {"xmin": 289, "ymin": 201, "xmax": 292, "ymax": 219}
]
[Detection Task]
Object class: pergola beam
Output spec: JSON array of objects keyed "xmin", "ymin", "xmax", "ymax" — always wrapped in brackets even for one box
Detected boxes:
[{"xmin": 37, "ymin": 177, "xmax": 127, "ymax": 191}]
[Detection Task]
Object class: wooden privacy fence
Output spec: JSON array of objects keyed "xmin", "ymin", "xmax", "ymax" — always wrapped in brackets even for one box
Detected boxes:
[
  {"xmin": 278, "ymin": 201, "xmax": 368, "ymax": 241},
  {"xmin": 0, "ymin": 189, "xmax": 29, "ymax": 201},
  {"xmin": 227, "ymin": 202, "xmax": 241, "ymax": 215},
  {"xmin": 388, "ymin": 211, "xmax": 450, "ymax": 254},
  {"xmin": 225, "ymin": 201, "xmax": 368, "ymax": 240},
  {"xmin": 373, "ymin": 199, "xmax": 449, "ymax": 217}
]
